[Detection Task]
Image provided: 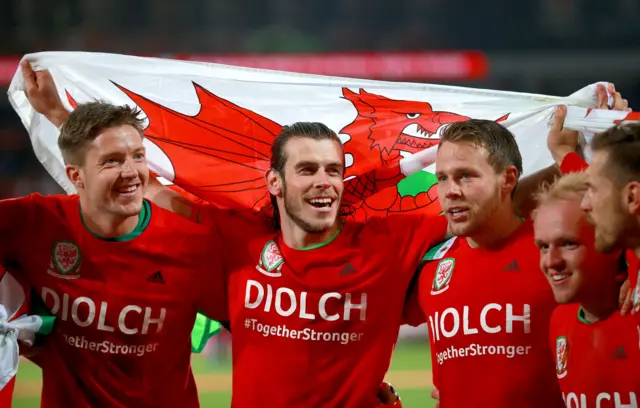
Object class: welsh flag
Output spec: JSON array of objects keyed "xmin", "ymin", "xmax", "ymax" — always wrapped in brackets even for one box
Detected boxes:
[
  {"xmin": 4, "ymin": 52, "xmax": 639, "ymax": 384},
  {"xmin": 8, "ymin": 52, "xmax": 639, "ymax": 221}
]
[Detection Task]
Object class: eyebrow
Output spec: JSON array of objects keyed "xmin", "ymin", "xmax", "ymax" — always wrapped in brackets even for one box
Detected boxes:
[
  {"xmin": 98, "ymin": 147, "xmax": 145, "ymax": 159},
  {"xmin": 435, "ymin": 166, "xmax": 476, "ymax": 176},
  {"xmin": 295, "ymin": 161, "xmax": 343, "ymax": 169}
]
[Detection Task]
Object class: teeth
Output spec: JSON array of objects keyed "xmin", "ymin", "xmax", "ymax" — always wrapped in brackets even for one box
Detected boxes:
[
  {"xmin": 120, "ymin": 186, "xmax": 137, "ymax": 193},
  {"xmin": 309, "ymin": 198, "xmax": 332, "ymax": 205},
  {"xmin": 552, "ymin": 274, "xmax": 569, "ymax": 281}
]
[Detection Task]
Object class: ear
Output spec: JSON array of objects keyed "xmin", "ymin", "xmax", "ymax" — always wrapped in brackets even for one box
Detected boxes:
[
  {"xmin": 624, "ymin": 181, "xmax": 640, "ymax": 216},
  {"xmin": 65, "ymin": 164, "xmax": 84, "ymax": 190},
  {"xmin": 265, "ymin": 168, "xmax": 283, "ymax": 197},
  {"xmin": 502, "ymin": 165, "xmax": 519, "ymax": 198}
]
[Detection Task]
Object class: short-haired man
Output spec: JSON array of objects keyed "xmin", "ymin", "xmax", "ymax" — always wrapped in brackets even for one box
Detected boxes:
[
  {"xmin": 0, "ymin": 100, "xmax": 227, "ymax": 407},
  {"xmin": 405, "ymin": 119, "xmax": 565, "ymax": 407}
]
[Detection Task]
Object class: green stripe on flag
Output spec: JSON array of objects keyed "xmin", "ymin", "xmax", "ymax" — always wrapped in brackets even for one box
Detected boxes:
[{"xmin": 191, "ymin": 313, "xmax": 222, "ymax": 353}]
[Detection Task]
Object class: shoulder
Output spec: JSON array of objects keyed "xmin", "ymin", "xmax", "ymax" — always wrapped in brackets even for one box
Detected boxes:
[
  {"xmin": 359, "ymin": 213, "xmax": 447, "ymax": 238},
  {"xmin": 551, "ymin": 304, "xmax": 579, "ymax": 323},
  {"xmin": 549, "ymin": 305, "xmax": 579, "ymax": 342},
  {"xmin": 0, "ymin": 193, "xmax": 78, "ymax": 216},
  {"xmin": 148, "ymin": 201, "xmax": 218, "ymax": 243}
]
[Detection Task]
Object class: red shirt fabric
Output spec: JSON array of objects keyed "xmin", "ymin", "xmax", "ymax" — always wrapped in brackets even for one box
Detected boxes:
[
  {"xmin": 405, "ymin": 221, "xmax": 564, "ymax": 407},
  {"xmin": 203, "ymin": 206, "xmax": 448, "ymax": 407},
  {"xmin": 550, "ymin": 304, "xmax": 640, "ymax": 406},
  {"xmin": 0, "ymin": 194, "xmax": 227, "ymax": 408}
]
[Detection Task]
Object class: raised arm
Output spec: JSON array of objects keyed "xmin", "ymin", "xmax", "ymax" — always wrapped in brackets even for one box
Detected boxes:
[
  {"xmin": 21, "ymin": 61, "xmax": 69, "ymax": 128},
  {"xmin": 144, "ymin": 177, "xmax": 201, "ymax": 221},
  {"xmin": 513, "ymin": 83, "xmax": 629, "ymax": 218}
]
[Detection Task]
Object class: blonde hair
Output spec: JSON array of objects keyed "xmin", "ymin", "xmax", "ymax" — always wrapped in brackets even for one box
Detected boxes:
[{"xmin": 532, "ymin": 171, "xmax": 588, "ymax": 219}]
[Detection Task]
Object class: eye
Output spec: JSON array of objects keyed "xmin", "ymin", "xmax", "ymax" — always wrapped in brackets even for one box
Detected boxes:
[
  {"xmin": 134, "ymin": 153, "xmax": 145, "ymax": 160},
  {"xmin": 437, "ymin": 175, "xmax": 447, "ymax": 183},
  {"xmin": 563, "ymin": 241, "xmax": 579, "ymax": 249},
  {"xmin": 461, "ymin": 173, "xmax": 470, "ymax": 179},
  {"xmin": 406, "ymin": 113, "xmax": 421, "ymax": 120}
]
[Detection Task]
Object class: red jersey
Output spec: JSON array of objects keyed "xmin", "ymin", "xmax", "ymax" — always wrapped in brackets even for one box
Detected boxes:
[
  {"xmin": 405, "ymin": 221, "xmax": 564, "ymax": 407},
  {"xmin": 0, "ymin": 194, "xmax": 227, "ymax": 408},
  {"xmin": 201, "ymin": 207, "xmax": 448, "ymax": 407},
  {"xmin": 550, "ymin": 304, "xmax": 640, "ymax": 407}
]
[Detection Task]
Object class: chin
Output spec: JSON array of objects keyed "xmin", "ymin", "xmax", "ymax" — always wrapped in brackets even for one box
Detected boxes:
[
  {"xmin": 117, "ymin": 201, "xmax": 143, "ymax": 217},
  {"xmin": 594, "ymin": 234, "xmax": 619, "ymax": 254},
  {"xmin": 448, "ymin": 222, "xmax": 475, "ymax": 237},
  {"xmin": 552, "ymin": 290, "xmax": 578, "ymax": 305}
]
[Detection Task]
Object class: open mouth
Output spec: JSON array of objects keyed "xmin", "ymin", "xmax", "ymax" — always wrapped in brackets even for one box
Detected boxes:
[
  {"xmin": 446, "ymin": 206, "xmax": 470, "ymax": 222},
  {"xmin": 396, "ymin": 123, "xmax": 440, "ymax": 153},
  {"xmin": 549, "ymin": 272, "xmax": 572, "ymax": 284},
  {"xmin": 306, "ymin": 196, "xmax": 335, "ymax": 213},
  {"xmin": 115, "ymin": 184, "xmax": 140, "ymax": 198}
]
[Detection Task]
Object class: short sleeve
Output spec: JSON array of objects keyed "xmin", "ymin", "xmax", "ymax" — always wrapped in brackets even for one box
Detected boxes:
[
  {"xmin": 560, "ymin": 152, "xmax": 588, "ymax": 174},
  {"xmin": 403, "ymin": 281, "xmax": 427, "ymax": 327},
  {"xmin": 0, "ymin": 195, "xmax": 38, "ymax": 264}
]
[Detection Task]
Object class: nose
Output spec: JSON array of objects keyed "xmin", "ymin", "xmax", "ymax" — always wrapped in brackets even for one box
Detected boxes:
[
  {"xmin": 313, "ymin": 171, "xmax": 332, "ymax": 190},
  {"xmin": 120, "ymin": 159, "xmax": 138, "ymax": 179},
  {"xmin": 442, "ymin": 179, "xmax": 462, "ymax": 199},
  {"xmin": 543, "ymin": 246, "xmax": 564, "ymax": 271},
  {"xmin": 580, "ymin": 190, "xmax": 592, "ymax": 212}
]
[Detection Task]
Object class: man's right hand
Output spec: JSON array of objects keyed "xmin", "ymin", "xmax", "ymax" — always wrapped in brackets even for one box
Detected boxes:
[
  {"xmin": 547, "ymin": 83, "xmax": 629, "ymax": 166},
  {"xmin": 21, "ymin": 60, "xmax": 70, "ymax": 128}
]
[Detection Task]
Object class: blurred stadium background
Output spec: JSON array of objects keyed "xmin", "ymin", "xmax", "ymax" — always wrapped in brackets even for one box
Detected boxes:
[{"xmin": 2, "ymin": 0, "xmax": 639, "ymax": 406}]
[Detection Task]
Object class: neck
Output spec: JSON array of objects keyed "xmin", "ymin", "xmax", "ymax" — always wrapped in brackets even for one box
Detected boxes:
[
  {"xmin": 579, "ymin": 268, "xmax": 620, "ymax": 323},
  {"xmin": 580, "ymin": 288, "xmax": 618, "ymax": 323},
  {"xmin": 80, "ymin": 197, "xmax": 139, "ymax": 238},
  {"xmin": 467, "ymin": 205, "xmax": 522, "ymax": 249},
  {"xmin": 281, "ymin": 220, "xmax": 341, "ymax": 249}
]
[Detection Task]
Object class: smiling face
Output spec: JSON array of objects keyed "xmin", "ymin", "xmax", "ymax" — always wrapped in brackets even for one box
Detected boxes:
[
  {"xmin": 269, "ymin": 137, "xmax": 345, "ymax": 234},
  {"xmin": 67, "ymin": 124, "xmax": 149, "ymax": 218},
  {"xmin": 534, "ymin": 197, "xmax": 621, "ymax": 304},
  {"xmin": 436, "ymin": 141, "xmax": 516, "ymax": 237}
]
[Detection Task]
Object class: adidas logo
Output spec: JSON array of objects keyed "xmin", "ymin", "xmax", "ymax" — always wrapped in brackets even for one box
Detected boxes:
[
  {"xmin": 146, "ymin": 271, "xmax": 165, "ymax": 284},
  {"xmin": 612, "ymin": 345, "xmax": 627, "ymax": 360},
  {"xmin": 503, "ymin": 260, "xmax": 520, "ymax": 272},
  {"xmin": 340, "ymin": 263, "xmax": 356, "ymax": 276}
]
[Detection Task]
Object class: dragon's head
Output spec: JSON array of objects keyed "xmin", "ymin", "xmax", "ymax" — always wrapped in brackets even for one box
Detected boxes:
[{"xmin": 339, "ymin": 88, "xmax": 471, "ymax": 176}]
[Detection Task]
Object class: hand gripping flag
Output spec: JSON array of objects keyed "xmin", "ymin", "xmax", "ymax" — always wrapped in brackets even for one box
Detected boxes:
[
  {"xmin": 4, "ymin": 51, "xmax": 639, "ymax": 361},
  {"xmin": 0, "ymin": 270, "xmax": 54, "ymax": 403}
]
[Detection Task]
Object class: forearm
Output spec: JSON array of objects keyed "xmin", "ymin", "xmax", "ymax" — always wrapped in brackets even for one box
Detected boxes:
[
  {"xmin": 48, "ymin": 108, "xmax": 70, "ymax": 129},
  {"xmin": 144, "ymin": 179, "xmax": 198, "ymax": 221}
]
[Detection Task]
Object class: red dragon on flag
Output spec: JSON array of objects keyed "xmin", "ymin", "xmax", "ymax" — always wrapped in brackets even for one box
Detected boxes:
[{"xmin": 66, "ymin": 84, "xmax": 508, "ymax": 221}]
